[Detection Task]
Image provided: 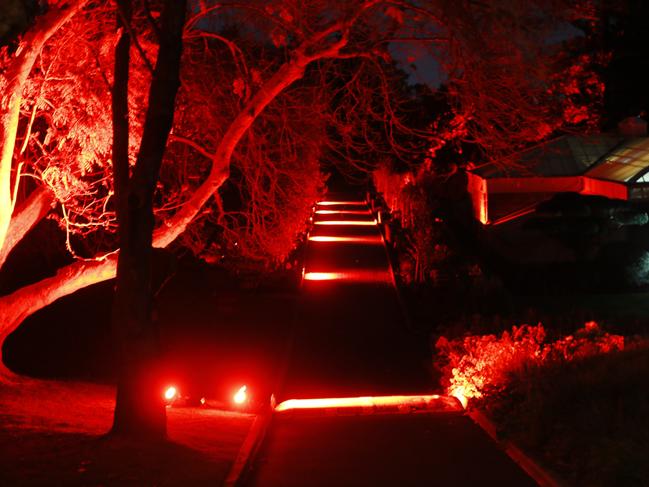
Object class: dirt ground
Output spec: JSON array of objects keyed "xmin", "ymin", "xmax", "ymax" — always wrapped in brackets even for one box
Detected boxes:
[{"xmin": 0, "ymin": 377, "xmax": 253, "ymax": 486}]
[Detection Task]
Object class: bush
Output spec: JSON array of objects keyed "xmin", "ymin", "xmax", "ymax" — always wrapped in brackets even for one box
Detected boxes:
[{"xmin": 435, "ymin": 322, "xmax": 625, "ymax": 401}]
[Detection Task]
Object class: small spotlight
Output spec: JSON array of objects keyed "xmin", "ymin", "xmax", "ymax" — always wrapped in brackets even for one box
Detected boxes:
[
  {"xmin": 233, "ymin": 385, "xmax": 247, "ymax": 405},
  {"xmin": 164, "ymin": 386, "xmax": 178, "ymax": 401}
]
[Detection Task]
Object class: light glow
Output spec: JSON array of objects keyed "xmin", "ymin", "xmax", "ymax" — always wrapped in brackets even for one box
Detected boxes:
[
  {"xmin": 315, "ymin": 210, "xmax": 371, "ymax": 215},
  {"xmin": 303, "ymin": 270, "xmax": 391, "ymax": 283},
  {"xmin": 314, "ymin": 220, "xmax": 377, "ymax": 226},
  {"xmin": 308, "ymin": 235, "xmax": 382, "ymax": 244},
  {"xmin": 450, "ymin": 388, "xmax": 468, "ymax": 409},
  {"xmin": 317, "ymin": 201, "xmax": 365, "ymax": 206},
  {"xmin": 233, "ymin": 385, "xmax": 247, "ymax": 405},
  {"xmin": 275, "ymin": 394, "xmax": 461, "ymax": 412},
  {"xmin": 164, "ymin": 386, "xmax": 178, "ymax": 401},
  {"xmin": 303, "ymin": 272, "xmax": 341, "ymax": 281}
]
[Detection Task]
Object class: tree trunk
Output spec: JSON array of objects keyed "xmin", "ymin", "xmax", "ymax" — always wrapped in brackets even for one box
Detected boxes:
[
  {"xmin": 0, "ymin": 0, "xmax": 85, "ymax": 257},
  {"xmin": 110, "ymin": 0, "xmax": 185, "ymax": 438},
  {"xmin": 0, "ymin": 187, "xmax": 54, "ymax": 269}
]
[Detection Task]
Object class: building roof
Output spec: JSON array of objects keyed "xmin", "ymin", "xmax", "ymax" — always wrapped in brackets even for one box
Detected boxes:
[
  {"xmin": 585, "ymin": 137, "xmax": 649, "ymax": 183},
  {"xmin": 472, "ymin": 135, "xmax": 623, "ymax": 179}
]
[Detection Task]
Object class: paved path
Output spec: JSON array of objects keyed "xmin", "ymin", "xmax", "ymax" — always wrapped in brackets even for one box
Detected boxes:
[{"xmin": 242, "ymin": 198, "xmax": 537, "ymax": 486}]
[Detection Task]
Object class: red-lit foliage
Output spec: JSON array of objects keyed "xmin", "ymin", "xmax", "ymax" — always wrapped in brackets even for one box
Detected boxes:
[
  {"xmin": 430, "ymin": 2, "xmax": 607, "ymax": 167},
  {"xmin": 373, "ymin": 166, "xmax": 451, "ymax": 284},
  {"xmin": 435, "ymin": 322, "xmax": 625, "ymax": 404},
  {"xmin": 171, "ymin": 42, "xmax": 326, "ymax": 266},
  {"xmin": 0, "ymin": 1, "xmax": 606, "ymax": 379}
]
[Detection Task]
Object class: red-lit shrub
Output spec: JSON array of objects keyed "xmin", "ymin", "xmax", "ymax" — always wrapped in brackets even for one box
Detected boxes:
[{"xmin": 435, "ymin": 322, "xmax": 624, "ymax": 403}]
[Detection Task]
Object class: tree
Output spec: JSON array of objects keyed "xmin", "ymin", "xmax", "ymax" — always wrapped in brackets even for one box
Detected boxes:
[
  {"xmin": 0, "ymin": 0, "xmax": 603, "ymax": 378},
  {"xmin": 109, "ymin": 0, "xmax": 185, "ymax": 437},
  {"xmin": 0, "ymin": 1, "xmax": 87, "ymax": 268}
]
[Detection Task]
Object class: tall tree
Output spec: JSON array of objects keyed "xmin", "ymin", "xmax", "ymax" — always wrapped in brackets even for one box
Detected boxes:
[{"xmin": 109, "ymin": 0, "xmax": 185, "ymax": 437}]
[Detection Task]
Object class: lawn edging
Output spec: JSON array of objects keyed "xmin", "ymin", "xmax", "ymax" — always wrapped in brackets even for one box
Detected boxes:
[
  {"xmin": 468, "ymin": 408, "xmax": 563, "ymax": 487},
  {"xmin": 224, "ymin": 408, "xmax": 273, "ymax": 487}
]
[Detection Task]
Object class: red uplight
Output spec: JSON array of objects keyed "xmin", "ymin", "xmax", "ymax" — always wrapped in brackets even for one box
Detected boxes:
[
  {"xmin": 233, "ymin": 385, "xmax": 247, "ymax": 405},
  {"xmin": 314, "ymin": 220, "xmax": 377, "ymax": 226},
  {"xmin": 164, "ymin": 386, "xmax": 178, "ymax": 401}
]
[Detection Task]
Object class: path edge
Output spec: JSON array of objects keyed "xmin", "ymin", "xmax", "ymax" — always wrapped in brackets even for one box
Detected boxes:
[
  {"xmin": 468, "ymin": 409, "xmax": 563, "ymax": 487},
  {"xmin": 223, "ymin": 408, "xmax": 273, "ymax": 487}
]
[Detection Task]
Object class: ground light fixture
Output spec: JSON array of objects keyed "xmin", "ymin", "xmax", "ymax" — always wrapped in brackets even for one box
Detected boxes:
[
  {"xmin": 164, "ymin": 385, "xmax": 178, "ymax": 403},
  {"xmin": 450, "ymin": 388, "xmax": 469, "ymax": 409},
  {"xmin": 233, "ymin": 385, "xmax": 248, "ymax": 406}
]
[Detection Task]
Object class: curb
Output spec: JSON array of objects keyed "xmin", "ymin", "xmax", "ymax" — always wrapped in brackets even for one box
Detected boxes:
[
  {"xmin": 468, "ymin": 409, "xmax": 562, "ymax": 487},
  {"xmin": 373, "ymin": 206, "xmax": 416, "ymax": 334},
  {"xmin": 223, "ymin": 409, "xmax": 273, "ymax": 487}
]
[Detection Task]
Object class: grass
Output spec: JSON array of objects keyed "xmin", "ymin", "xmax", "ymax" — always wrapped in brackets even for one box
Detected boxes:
[
  {"xmin": 483, "ymin": 345, "xmax": 649, "ymax": 487},
  {"xmin": 0, "ymin": 378, "xmax": 254, "ymax": 486}
]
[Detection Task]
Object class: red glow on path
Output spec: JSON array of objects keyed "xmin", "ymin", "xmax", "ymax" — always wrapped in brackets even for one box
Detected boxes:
[
  {"xmin": 308, "ymin": 235, "xmax": 382, "ymax": 244},
  {"xmin": 303, "ymin": 272, "xmax": 343, "ymax": 281},
  {"xmin": 303, "ymin": 270, "xmax": 391, "ymax": 283},
  {"xmin": 314, "ymin": 220, "xmax": 377, "ymax": 226},
  {"xmin": 317, "ymin": 201, "xmax": 366, "ymax": 206},
  {"xmin": 315, "ymin": 209, "xmax": 371, "ymax": 215},
  {"xmin": 275, "ymin": 394, "xmax": 463, "ymax": 413}
]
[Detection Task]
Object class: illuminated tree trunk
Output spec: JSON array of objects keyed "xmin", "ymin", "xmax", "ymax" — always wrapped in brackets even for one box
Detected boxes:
[
  {"xmin": 109, "ymin": 0, "xmax": 185, "ymax": 438},
  {"xmin": 0, "ymin": 187, "xmax": 54, "ymax": 269},
  {"xmin": 0, "ymin": 0, "xmax": 84, "ymax": 259}
]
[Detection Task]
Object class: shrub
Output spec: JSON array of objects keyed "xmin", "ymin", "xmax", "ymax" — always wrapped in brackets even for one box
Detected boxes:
[{"xmin": 435, "ymin": 322, "xmax": 625, "ymax": 403}]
